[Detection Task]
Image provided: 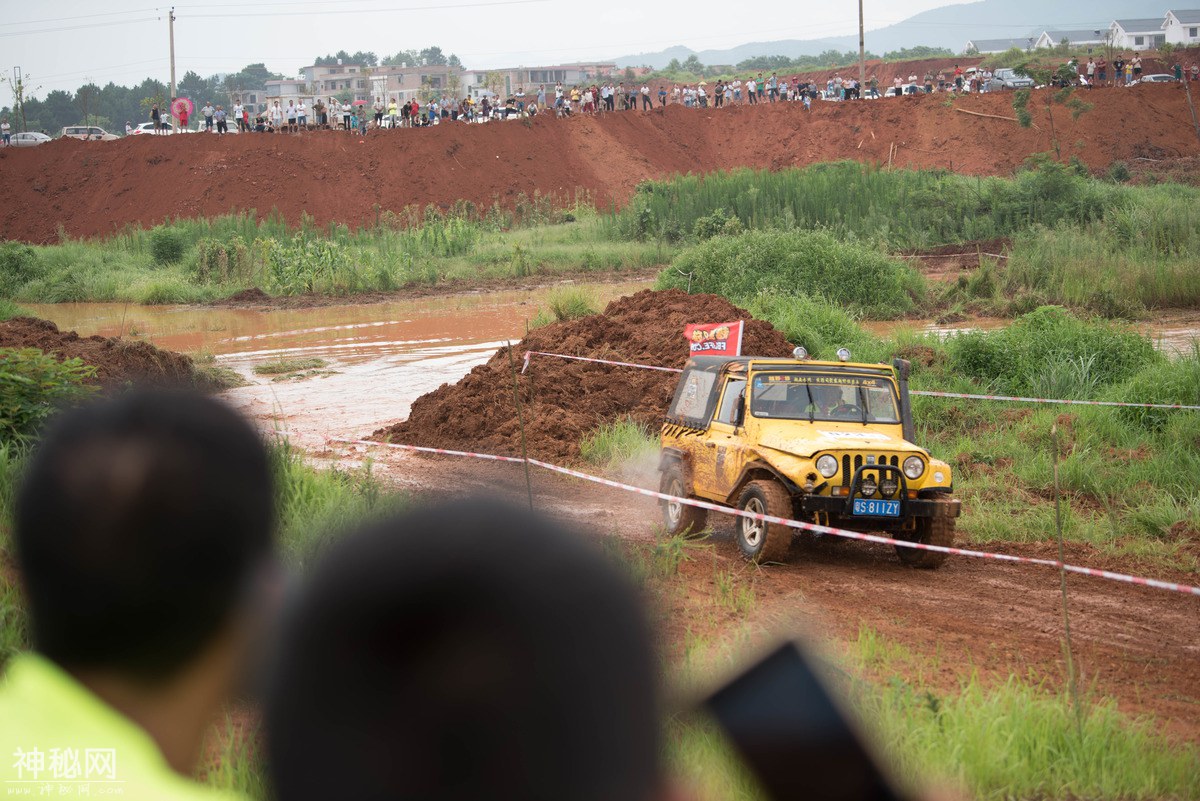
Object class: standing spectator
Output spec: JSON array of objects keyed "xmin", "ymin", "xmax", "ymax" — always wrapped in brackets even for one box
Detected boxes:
[
  {"xmin": 177, "ymin": 102, "xmax": 189, "ymax": 131},
  {"xmin": 1192, "ymin": 63, "xmax": 1199, "ymax": 82},
  {"xmin": 953, "ymin": 64, "xmax": 964, "ymax": 92},
  {"xmin": 387, "ymin": 97, "xmax": 397, "ymax": 126},
  {"xmin": 514, "ymin": 86, "xmax": 526, "ymax": 112},
  {"xmin": 1, "ymin": 117, "xmax": 9, "ymax": 146},
  {"xmin": 1085, "ymin": 57, "xmax": 1096, "ymax": 87},
  {"xmin": 658, "ymin": 84, "xmax": 668, "ymax": 106},
  {"xmin": 150, "ymin": 104, "xmax": 163, "ymax": 134},
  {"xmin": 1096, "ymin": 55, "xmax": 1107, "ymax": 85},
  {"xmin": 1174, "ymin": 61, "xmax": 1184, "ymax": 82},
  {"xmin": 756, "ymin": 73, "xmax": 766, "ymax": 101},
  {"xmin": 243, "ymin": 107, "xmax": 250, "ymax": 131},
  {"xmin": 1124, "ymin": 61, "xmax": 1133, "ymax": 85},
  {"xmin": 1113, "ymin": 54, "xmax": 1125, "ymax": 85},
  {"xmin": 1132, "ymin": 55, "xmax": 1142, "ymax": 82},
  {"xmin": 350, "ymin": 107, "xmax": 359, "ymax": 133},
  {"xmin": 537, "ymin": 84, "xmax": 547, "ymax": 109},
  {"xmin": 201, "ymin": 101, "xmax": 214, "ymax": 131},
  {"xmin": 232, "ymin": 101, "xmax": 244, "ymax": 132},
  {"xmin": 746, "ymin": 76, "xmax": 757, "ymax": 104},
  {"xmin": 297, "ymin": 100, "xmax": 307, "ymax": 130},
  {"xmin": 286, "ymin": 100, "xmax": 297, "ymax": 133},
  {"xmin": 124, "ymin": 120, "xmax": 132, "ymax": 136},
  {"xmin": 0, "ymin": 391, "xmax": 278, "ymax": 801},
  {"xmin": 767, "ymin": 72, "xmax": 778, "ymax": 102},
  {"xmin": 341, "ymin": 100, "xmax": 352, "ymax": 131},
  {"xmin": 270, "ymin": 100, "xmax": 283, "ymax": 131},
  {"xmin": 214, "ymin": 105, "xmax": 227, "ymax": 135},
  {"xmin": 372, "ymin": 97, "xmax": 384, "ymax": 127},
  {"xmin": 640, "ymin": 83, "xmax": 652, "ymax": 109},
  {"xmin": 732, "ymin": 77, "xmax": 742, "ymax": 103}
]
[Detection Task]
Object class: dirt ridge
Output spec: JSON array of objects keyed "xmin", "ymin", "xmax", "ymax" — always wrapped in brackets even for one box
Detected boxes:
[{"xmin": 2, "ymin": 86, "xmax": 1197, "ymax": 244}]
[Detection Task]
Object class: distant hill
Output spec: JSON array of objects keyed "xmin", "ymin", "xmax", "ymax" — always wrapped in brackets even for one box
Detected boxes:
[{"xmin": 612, "ymin": 0, "xmax": 1166, "ymax": 68}]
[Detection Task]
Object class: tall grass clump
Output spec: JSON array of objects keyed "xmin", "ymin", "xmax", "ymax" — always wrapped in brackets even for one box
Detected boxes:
[
  {"xmin": 546, "ymin": 286, "xmax": 599, "ymax": 322},
  {"xmin": 0, "ymin": 349, "xmax": 97, "ymax": 444},
  {"xmin": 946, "ymin": 306, "xmax": 1156, "ymax": 397},
  {"xmin": 1109, "ymin": 344, "xmax": 1200, "ymax": 431},
  {"xmin": 580, "ymin": 418, "xmax": 658, "ymax": 470},
  {"xmin": 623, "ymin": 160, "xmax": 1128, "ymax": 249},
  {"xmin": 659, "ymin": 229, "xmax": 923, "ymax": 318}
]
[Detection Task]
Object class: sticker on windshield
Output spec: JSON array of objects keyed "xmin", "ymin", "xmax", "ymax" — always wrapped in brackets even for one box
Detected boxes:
[{"xmin": 822, "ymin": 431, "xmax": 883, "ymax": 439}]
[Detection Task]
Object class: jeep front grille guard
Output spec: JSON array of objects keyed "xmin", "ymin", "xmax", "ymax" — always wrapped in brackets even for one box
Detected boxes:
[
  {"xmin": 844, "ymin": 464, "xmax": 909, "ymax": 516},
  {"xmin": 841, "ymin": 454, "xmax": 900, "ymax": 487}
]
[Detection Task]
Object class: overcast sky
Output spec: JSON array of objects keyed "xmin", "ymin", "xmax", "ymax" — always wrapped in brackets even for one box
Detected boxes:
[{"xmin": 2, "ymin": 0, "xmax": 964, "ymax": 97}]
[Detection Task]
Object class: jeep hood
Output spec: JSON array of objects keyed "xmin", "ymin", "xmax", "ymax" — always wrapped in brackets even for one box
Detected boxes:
[{"xmin": 757, "ymin": 425, "xmax": 924, "ymax": 459}]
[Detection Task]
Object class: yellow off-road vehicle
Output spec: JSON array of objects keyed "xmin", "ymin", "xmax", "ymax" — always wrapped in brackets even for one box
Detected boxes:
[{"xmin": 659, "ymin": 349, "xmax": 960, "ymax": 567}]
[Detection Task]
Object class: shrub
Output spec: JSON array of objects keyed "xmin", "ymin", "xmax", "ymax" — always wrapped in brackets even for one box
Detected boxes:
[
  {"xmin": 149, "ymin": 226, "xmax": 186, "ymax": 265},
  {"xmin": 0, "ymin": 244, "xmax": 43, "ymax": 297},
  {"xmin": 693, "ymin": 208, "xmax": 743, "ymax": 240},
  {"xmin": 1109, "ymin": 346, "xmax": 1200, "ymax": 431},
  {"xmin": 946, "ymin": 306, "xmax": 1156, "ymax": 397},
  {"xmin": 746, "ymin": 293, "xmax": 881, "ymax": 361},
  {"xmin": 0, "ymin": 348, "xmax": 97, "ymax": 443},
  {"xmin": 195, "ymin": 237, "xmax": 252, "ymax": 283},
  {"xmin": 659, "ymin": 229, "xmax": 923, "ymax": 318}
]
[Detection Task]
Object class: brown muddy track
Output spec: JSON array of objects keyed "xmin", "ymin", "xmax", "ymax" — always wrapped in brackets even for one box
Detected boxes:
[
  {"xmin": 3, "ymin": 85, "xmax": 1199, "ymax": 244},
  {"xmin": 339, "ymin": 446, "xmax": 1200, "ymax": 744}
]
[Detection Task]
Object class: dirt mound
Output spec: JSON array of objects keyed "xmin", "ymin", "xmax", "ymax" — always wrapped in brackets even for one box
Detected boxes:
[
  {"xmin": 219, "ymin": 287, "xmax": 272, "ymax": 305},
  {"xmin": 2, "ymin": 86, "xmax": 1197, "ymax": 244},
  {"xmin": 0, "ymin": 316, "xmax": 214, "ymax": 390},
  {"xmin": 372, "ymin": 289, "xmax": 793, "ymax": 462}
]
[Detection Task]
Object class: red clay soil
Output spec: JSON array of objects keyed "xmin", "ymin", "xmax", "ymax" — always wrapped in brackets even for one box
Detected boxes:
[
  {"xmin": 0, "ymin": 316, "xmax": 214, "ymax": 390},
  {"xmin": 3, "ymin": 85, "xmax": 1198, "ymax": 244},
  {"xmin": 372, "ymin": 289, "xmax": 793, "ymax": 462}
]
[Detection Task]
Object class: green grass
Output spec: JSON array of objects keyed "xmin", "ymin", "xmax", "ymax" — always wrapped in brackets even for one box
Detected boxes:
[
  {"xmin": 580, "ymin": 418, "xmax": 659, "ymax": 472},
  {"xmin": 253, "ymin": 357, "xmax": 327, "ymax": 376}
]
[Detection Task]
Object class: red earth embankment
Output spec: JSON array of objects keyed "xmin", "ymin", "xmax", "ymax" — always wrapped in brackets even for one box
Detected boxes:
[{"xmin": 1, "ymin": 84, "xmax": 1197, "ymax": 244}]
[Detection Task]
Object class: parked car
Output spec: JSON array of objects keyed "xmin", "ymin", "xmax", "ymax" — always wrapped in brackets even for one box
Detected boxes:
[
  {"xmin": 129, "ymin": 122, "xmax": 176, "ymax": 135},
  {"xmin": 987, "ymin": 68, "xmax": 1035, "ymax": 90},
  {"xmin": 60, "ymin": 125, "xmax": 119, "ymax": 141},
  {"xmin": 1136, "ymin": 73, "xmax": 1175, "ymax": 84},
  {"xmin": 8, "ymin": 131, "xmax": 51, "ymax": 147}
]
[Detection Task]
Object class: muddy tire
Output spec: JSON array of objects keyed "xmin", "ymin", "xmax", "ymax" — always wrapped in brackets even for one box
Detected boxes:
[
  {"xmin": 660, "ymin": 465, "xmax": 707, "ymax": 537},
  {"xmin": 895, "ymin": 514, "xmax": 954, "ymax": 569},
  {"xmin": 735, "ymin": 480, "xmax": 793, "ymax": 564}
]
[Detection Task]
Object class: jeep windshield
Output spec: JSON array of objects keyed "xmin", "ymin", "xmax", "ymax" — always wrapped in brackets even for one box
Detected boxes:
[{"xmin": 749, "ymin": 372, "xmax": 900, "ymax": 424}]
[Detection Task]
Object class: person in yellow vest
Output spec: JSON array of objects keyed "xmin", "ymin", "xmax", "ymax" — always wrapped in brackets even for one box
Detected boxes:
[{"xmin": 0, "ymin": 391, "xmax": 279, "ymax": 801}]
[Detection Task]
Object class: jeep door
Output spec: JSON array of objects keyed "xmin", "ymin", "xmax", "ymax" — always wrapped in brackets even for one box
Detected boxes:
[{"xmin": 701, "ymin": 376, "xmax": 749, "ymax": 498}]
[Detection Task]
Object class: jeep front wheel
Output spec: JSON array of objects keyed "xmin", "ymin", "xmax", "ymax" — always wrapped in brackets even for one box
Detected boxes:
[
  {"xmin": 660, "ymin": 465, "xmax": 707, "ymax": 537},
  {"xmin": 735, "ymin": 480, "xmax": 793, "ymax": 564},
  {"xmin": 895, "ymin": 515, "xmax": 954, "ymax": 569}
]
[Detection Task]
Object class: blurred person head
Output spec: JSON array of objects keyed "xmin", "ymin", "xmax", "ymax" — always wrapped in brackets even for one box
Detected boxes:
[
  {"xmin": 266, "ymin": 500, "xmax": 661, "ymax": 801},
  {"xmin": 14, "ymin": 390, "xmax": 276, "ymax": 771}
]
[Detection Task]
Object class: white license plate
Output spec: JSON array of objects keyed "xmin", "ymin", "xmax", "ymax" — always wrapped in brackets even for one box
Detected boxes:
[{"xmin": 853, "ymin": 498, "xmax": 900, "ymax": 517}]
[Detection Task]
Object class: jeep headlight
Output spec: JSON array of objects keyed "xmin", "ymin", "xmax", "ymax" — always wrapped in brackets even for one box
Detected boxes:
[
  {"xmin": 861, "ymin": 474, "xmax": 878, "ymax": 497},
  {"xmin": 903, "ymin": 456, "xmax": 925, "ymax": 480},
  {"xmin": 880, "ymin": 476, "xmax": 899, "ymax": 498},
  {"xmin": 816, "ymin": 455, "xmax": 838, "ymax": 478}
]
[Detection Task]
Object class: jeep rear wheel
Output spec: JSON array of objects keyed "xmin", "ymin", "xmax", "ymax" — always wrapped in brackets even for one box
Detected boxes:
[
  {"xmin": 660, "ymin": 465, "xmax": 707, "ymax": 537},
  {"xmin": 895, "ymin": 515, "xmax": 954, "ymax": 569},
  {"xmin": 735, "ymin": 480, "xmax": 793, "ymax": 564}
]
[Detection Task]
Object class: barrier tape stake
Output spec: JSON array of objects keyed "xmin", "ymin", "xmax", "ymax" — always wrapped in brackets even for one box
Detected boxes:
[
  {"xmin": 506, "ymin": 341, "xmax": 535, "ymax": 511},
  {"xmin": 1052, "ymin": 423, "xmax": 1085, "ymax": 739}
]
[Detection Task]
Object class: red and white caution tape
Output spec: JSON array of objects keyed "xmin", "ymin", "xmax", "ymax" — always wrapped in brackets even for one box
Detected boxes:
[
  {"xmin": 522, "ymin": 351, "xmax": 1200, "ymax": 411},
  {"xmin": 522, "ymin": 350, "xmax": 682, "ymax": 374},
  {"xmin": 329, "ymin": 437, "xmax": 1200, "ymax": 599}
]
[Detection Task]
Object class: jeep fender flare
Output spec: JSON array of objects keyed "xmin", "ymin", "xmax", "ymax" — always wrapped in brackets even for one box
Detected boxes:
[{"xmin": 727, "ymin": 460, "xmax": 802, "ymax": 505}]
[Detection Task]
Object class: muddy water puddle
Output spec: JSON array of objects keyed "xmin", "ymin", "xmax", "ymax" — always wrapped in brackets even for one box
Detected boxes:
[{"xmin": 27, "ymin": 281, "xmax": 650, "ymax": 448}]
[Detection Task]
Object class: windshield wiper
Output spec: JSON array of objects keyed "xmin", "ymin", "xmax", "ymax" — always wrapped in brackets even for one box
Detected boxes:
[
  {"xmin": 858, "ymin": 386, "xmax": 869, "ymax": 426},
  {"xmin": 805, "ymin": 384, "xmax": 815, "ymax": 422}
]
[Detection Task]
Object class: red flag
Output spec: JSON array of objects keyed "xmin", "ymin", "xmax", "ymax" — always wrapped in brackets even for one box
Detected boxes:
[{"xmin": 684, "ymin": 321, "xmax": 744, "ymax": 356}]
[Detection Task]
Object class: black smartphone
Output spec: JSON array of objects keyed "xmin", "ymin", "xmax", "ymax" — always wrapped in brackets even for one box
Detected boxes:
[{"xmin": 702, "ymin": 640, "xmax": 907, "ymax": 801}]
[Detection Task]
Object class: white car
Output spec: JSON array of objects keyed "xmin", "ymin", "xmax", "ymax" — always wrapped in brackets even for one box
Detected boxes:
[
  {"xmin": 61, "ymin": 125, "xmax": 119, "ymax": 141},
  {"xmin": 8, "ymin": 131, "xmax": 51, "ymax": 147},
  {"xmin": 1136, "ymin": 73, "xmax": 1175, "ymax": 84},
  {"xmin": 129, "ymin": 122, "xmax": 177, "ymax": 135}
]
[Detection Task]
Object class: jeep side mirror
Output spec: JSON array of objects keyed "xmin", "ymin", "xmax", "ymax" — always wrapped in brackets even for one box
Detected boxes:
[{"xmin": 734, "ymin": 393, "xmax": 746, "ymax": 427}]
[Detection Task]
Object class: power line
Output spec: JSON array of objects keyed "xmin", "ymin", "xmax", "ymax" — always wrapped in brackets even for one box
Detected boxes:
[
  {"xmin": 0, "ymin": 7, "xmax": 159, "ymax": 28},
  {"xmin": 0, "ymin": 16, "xmax": 162, "ymax": 39},
  {"xmin": 183, "ymin": 0, "xmax": 548, "ymax": 17}
]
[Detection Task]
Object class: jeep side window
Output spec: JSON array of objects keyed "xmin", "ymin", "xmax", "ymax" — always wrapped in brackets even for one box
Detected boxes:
[{"xmin": 715, "ymin": 379, "xmax": 746, "ymax": 425}]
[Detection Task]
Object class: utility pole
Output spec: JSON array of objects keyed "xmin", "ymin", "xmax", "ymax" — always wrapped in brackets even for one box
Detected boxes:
[
  {"xmin": 168, "ymin": 7, "xmax": 177, "ymax": 110},
  {"xmin": 857, "ymin": 0, "xmax": 866, "ymax": 91},
  {"xmin": 13, "ymin": 67, "xmax": 26, "ymax": 132}
]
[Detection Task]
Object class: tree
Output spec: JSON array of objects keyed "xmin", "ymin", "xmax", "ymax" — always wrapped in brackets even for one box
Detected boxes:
[
  {"xmin": 177, "ymin": 70, "xmax": 210, "ymax": 103},
  {"xmin": 0, "ymin": 70, "xmax": 40, "ymax": 131},
  {"xmin": 40, "ymin": 90, "xmax": 75, "ymax": 132},
  {"xmin": 74, "ymin": 82, "xmax": 101, "ymax": 126},
  {"xmin": 682, "ymin": 54, "xmax": 703, "ymax": 73},
  {"xmin": 448, "ymin": 54, "xmax": 462, "ymax": 69},
  {"xmin": 383, "ymin": 49, "xmax": 419, "ymax": 67},
  {"xmin": 883, "ymin": 46, "xmax": 954, "ymax": 60},
  {"xmin": 351, "ymin": 51, "xmax": 378, "ymax": 67},
  {"xmin": 419, "ymin": 46, "xmax": 447, "ymax": 66},
  {"xmin": 483, "ymin": 71, "xmax": 503, "ymax": 96}
]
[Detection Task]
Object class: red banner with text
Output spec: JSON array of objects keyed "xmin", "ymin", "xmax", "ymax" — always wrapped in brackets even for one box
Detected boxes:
[{"xmin": 685, "ymin": 321, "xmax": 744, "ymax": 356}]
